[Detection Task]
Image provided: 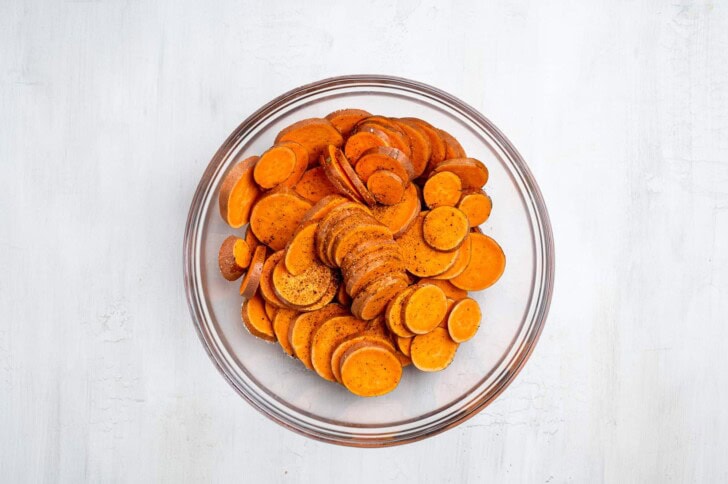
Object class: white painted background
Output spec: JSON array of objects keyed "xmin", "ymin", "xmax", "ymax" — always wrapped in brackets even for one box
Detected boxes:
[{"xmin": 2, "ymin": 1, "xmax": 727, "ymax": 482}]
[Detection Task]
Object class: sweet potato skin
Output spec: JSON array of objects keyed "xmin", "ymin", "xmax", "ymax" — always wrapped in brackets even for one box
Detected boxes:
[{"xmin": 219, "ymin": 156, "xmax": 260, "ymax": 228}]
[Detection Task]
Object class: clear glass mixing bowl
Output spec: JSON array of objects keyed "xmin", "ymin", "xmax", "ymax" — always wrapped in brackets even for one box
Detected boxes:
[{"xmin": 183, "ymin": 75, "xmax": 554, "ymax": 447}]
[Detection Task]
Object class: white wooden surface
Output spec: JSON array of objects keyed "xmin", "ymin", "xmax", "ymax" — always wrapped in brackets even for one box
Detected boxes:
[{"xmin": 2, "ymin": 1, "xmax": 727, "ymax": 482}]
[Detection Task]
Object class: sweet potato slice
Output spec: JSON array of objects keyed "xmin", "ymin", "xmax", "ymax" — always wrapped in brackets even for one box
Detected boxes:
[
  {"xmin": 395, "ymin": 351, "xmax": 412, "ymax": 367},
  {"xmin": 239, "ymin": 245, "xmax": 266, "ymax": 298},
  {"xmin": 241, "ymin": 293, "xmax": 276, "ymax": 342},
  {"xmin": 458, "ymin": 189, "xmax": 492, "ymax": 226},
  {"xmin": 371, "ymin": 183, "xmax": 421, "ymax": 237},
  {"xmin": 401, "ymin": 283, "xmax": 448, "ymax": 334},
  {"xmin": 339, "ymin": 236, "xmax": 398, "ymax": 270},
  {"xmin": 345, "ymin": 254, "xmax": 405, "ymax": 298},
  {"xmin": 451, "ymin": 233, "xmax": 506, "ymax": 291},
  {"xmin": 410, "ymin": 327, "xmax": 458, "ymax": 372},
  {"xmin": 219, "ymin": 156, "xmax": 260, "ymax": 228},
  {"xmin": 272, "ymin": 259, "xmax": 335, "ymax": 308},
  {"xmin": 337, "ymin": 283, "xmax": 352, "ymax": 306},
  {"xmin": 320, "ymin": 145, "xmax": 365, "ymax": 203},
  {"xmin": 331, "ymin": 333, "xmax": 396, "ymax": 383},
  {"xmin": 385, "ymin": 286, "xmax": 416, "ymax": 338},
  {"xmin": 401, "ymin": 118, "xmax": 446, "ymax": 176},
  {"xmin": 284, "ymin": 221, "xmax": 318, "ymax": 276},
  {"xmin": 275, "ymin": 118, "xmax": 344, "ymax": 164},
  {"xmin": 422, "ymin": 206, "xmax": 470, "ymax": 251},
  {"xmin": 433, "ymin": 158, "xmax": 489, "ymax": 189},
  {"xmin": 249, "ymin": 189, "xmax": 312, "ymax": 251},
  {"xmin": 264, "ymin": 301, "xmax": 278, "ymax": 321},
  {"xmin": 344, "ymin": 129, "xmax": 390, "ymax": 162},
  {"xmin": 418, "ymin": 278, "xmax": 467, "ymax": 300},
  {"xmin": 438, "ymin": 298, "xmax": 456, "ymax": 328},
  {"xmin": 294, "ymin": 167, "xmax": 338, "ymax": 203},
  {"xmin": 447, "ymin": 297, "xmax": 481, "ymax": 343},
  {"xmin": 244, "ymin": 227, "xmax": 261, "ymax": 252},
  {"xmin": 288, "ymin": 304, "xmax": 347, "ymax": 369},
  {"xmin": 332, "ymin": 223, "xmax": 393, "ymax": 268},
  {"xmin": 318, "ymin": 209, "xmax": 374, "ymax": 267},
  {"xmin": 258, "ymin": 250, "xmax": 288, "ymax": 308},
  {"xmin": 438, "ymin": 129, "xmax": 466, "ymax": 159},
  {"xmin": 253, "ymin": 144, "xmax": 299, "ymax": 189},
  {"xmin": 340, "ymin": 342, "xmax": 402, "ymax": 397},
  {"xmin": 367, "ymin": 170, "xmax": 405, "ymax": 205},
  {"xmin": 301, "ymin": 194, "xmax": 349, "ymax": 223},
  {"xmin": 356, "ymin": 120, "xmax": 412, "ymax": 159},
  {"xmin": 273, "ymin": 308, "xmax": 300, "ymax": 356},
  {"xmin": 397, "ymin": 213, "xmax": 459, "ymax": 277},
  {"xmin": 423, "ymin": 171, "xmax": 462, "ymax": 208},
  {"xmin": 334, "ymin": 147, "xmax": 377, "ymax": 206},
  {"xmin": 311, "ymin": 315, "xmax": 368, "ymax": 381},
  {"xmin": 394, "ymin": 119, "xmax": 431, "ymax": 178},
  {"xmin": 218, "ymin": 236, "xmax": 249, "ymax": 281},
  {"xmin": 351, "ymin": 275, "xmax": 408, "ymax": 320},
  {"xmin": 295, "ymin": 272, "xmax": 340, "ymax": 312},
  {"xmin": 432, "ymin": 234, "xmax": 472, "ymax": 280},
  {"xmin": 396, "ymin": 336, "xmax": 413, "ymax": 357},
  {"xmin": 325, "ymin": 108, "xmax": 371, "ymax": 138},
  {"xmin": 355, "ymin": 147, "xmax": 414, "ymax": 182}
]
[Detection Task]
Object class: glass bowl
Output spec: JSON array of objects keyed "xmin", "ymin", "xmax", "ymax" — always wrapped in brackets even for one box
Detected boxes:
[{"xmin": 183, "ymin": 75, "xmax": 554, "ymax": 447}]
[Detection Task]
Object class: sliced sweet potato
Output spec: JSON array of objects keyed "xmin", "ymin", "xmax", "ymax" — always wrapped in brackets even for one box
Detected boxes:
[
  {"xmin": 433, "ymin": 158, "xmax": 489, "ymax": 189},
  {"xmin": 264, "ymin": 301, "xmax": 278, "ymax": 321},
  {"xmin": 331, "ymin": 333, "xmax": 396, "ymax": 383},
  {"xmin": 422, "ymin": 206, "xmax": 470, "ymax": 251},
  {"xmin": 418, "ymin": 278, "xmax": 467, "ymax": 300},
  {"xmin": 288, "ymin": 303, "xmax": 347, "ymax": 369},
  {"xmin": 332, "ymin": 223, "xmax": 393, "ymax": 268},
  {"xmin": 244, "ymin": 226, "xmax": 261, "ymax": 252},
  {"xmin": 447, "ymin": 297, "xmax": 481, "ymax": 343},
  {"xmin": 275, "ymin": 118, "xmax": 343, "ymax": 164},
  {"xmin": 438, "ymin": 298, "xmax": 456, "ymax": 328},
  {"xmin": 401, "ymin": 283, "xmax": 448, "ymax": 334},
  {"xmin": 340, "ymin": 342, "xmax": 402, "ymax": 397},
  {"xmin": 325, "ymin": 108, "xmax": 371, "ymax": 138},
  {"xmin": 410, "ymin": 327, "xmax": 458, "ymax": 372},
  {"xmin": 400, "ymin": 118, "xmax": 446, "ymax": 176},
  {"xmin": 396, "ymin": 213, "xmax": 459, "ymax": 277},
  {"xmin": 355, "ymin": 147, "xmax": 414, "ymax": 182},
  {"xmin": 345, "ymin": 254, "xmax": 406, "ymax": 298},
  {"xmin": 294, "ymin": 167, "xmax": 338, "ymax": 203},
  {"xmin": 394, "ymin": 119, "xmax": 431, "ymax": 178},
  {"xmin": 458, "ymin": 189, "xmax": 492, "ymax": 226},
  {"xmin": 253, "ymin": 144, "xmax": 300, "ymax": 189},
  {"xmin": 218, "ymin": 236, "xmax": 248, "ymax": 281},
  {"xmin": 219, "ymin": 156, "xmax": 260, "ymax": 228},
  {"xmin": 451, "ymin": 233, "xmax": 506, "ymax": 291},
  {"xmin": 371, "ymin": 183, "xmax": 421, "ymax": 237},
  {"xmin": 385, "ymin": 286, "xmax": 417, "ymax": 338},
  {"xmin": 395, "ymin": 351, "xmax": 412, "ymax": 367},
  {"xmin": 239, "ymin": 245, "xmax": 266, "ymax": 298},
  {"xmin": 432, "ymin": 234, "xmax": 472, "ymax": 280},
  {"xmin": 249, "ymin": 189, "xmax": 312, "ymax": 251},
  {"xmin": 258, "ymin": 250, "xmax": 287, "ymax": 308},
  {"xmin": 339, "ymin": 237, "xmax": 398, "ymax": 269},
  {"xmin": 396, "ymin": 336, "xmax": 413, "ymax": 357},
  {"xmin": 311, "ymin": 315, "xmax": 368, "ymax": 381},
  {"xmin": 337, "ymin": 283, "xmax": 352, "ymax": 306},
  {"xmin": 283, "ymin": 221, "xmax": 318, "ymax": 276},
  {"xmin": 318, "ymin": 209, "xmax": 374, "ymax": 267},
  {"xmin": 301, "ymin": 194, "xmax": 349, "ymax": 223},
  {"xmin": 438, "ymin": 129, "xmax": 466, "ymax": 159},
  {"xmin": 273, "ymin": 308, "xmax": 300, "ymax": 357},
  {"xmin": 320, "ymin": 145, "xmax": 365, "ymax": 203},
  {"xmin": 272, "ymin": 259, "xmax": 335, "ymax": 308},
  {"xmin": 355, "ymin": 120, "xmax": 412, "ymax": 159},
  {"xmin": 295, "ymin": 272, "xmax": 340, "ymax": 312},
  {"xmin": 344, "ymin": 129, "xmax": 390, "ymax": 162},
  {"xmin": 423, "ymin": 171, "xmax": 462, "ymax": 208},
  {"xmin": 241, "ymin": 293, "xmax": 276, "ymax": 342},
  {"xmin": 351, "ymin": 275, "xmax": 408, "ymax": 320},
  {"xmin": 365, "ymin": 315, "xmax": 390, "ymax": 337},
  {"xmin": 367, "ymin": 170, "xmax": 405, "ymax": 205},
  {"xmin": 334, "ymin": 147, "xmax": 377, "ymax": 206}
]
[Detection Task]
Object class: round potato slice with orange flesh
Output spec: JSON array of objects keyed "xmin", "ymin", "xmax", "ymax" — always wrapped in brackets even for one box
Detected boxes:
[
  {"xmin": 371, "ymin": 183, "xmax": 421, "ymax": 237},
  {"xmin": 422, "ymin": 206, "xmax": 470, "ymax": 251},
  {"xmin": 334, "ymin": 148, "xmax": 377, "ymax": 206},
  {"xmin": 275, "ymin": 118, "xmax": 343, "ymax": 164},
  {"xmin": 458, "ymin": 189, "xmax": 493, "ymax": 227},
  {"xmin": 433, "ymin": 234, "xmax": 472, "ymax": 280},
  {"xmin": 451, "ymin": 233, "xmax": 506, "ymax": 291},
  {"xmin": 294, "ymin": 167, "xmax": 338, "ymax": 203},
  {"xmin": 367, "ymin": 170, "xmax": 405, "ymax": 205},
  {"xmin": 355, "ymin": 147, "xmax": 414, "ymax": 183},
  {"xmin": 397, "ymin": 213, "xmax": 459, "ymax": 277},
  {"xmin": 288, "ymin": 304, "xmax": 347, "ymax": 369},
  {"xmin": 241, "ymin": 293, "xmax": 276, "ymax": 342},
  {"xmin": 385, "ymin": 286, "xmax": 417, "ymax": 338},
  {"xmin": 253, "ymin": 144, "xmax": 298, "ymax": 189},
  {"xmin": 294, "ymin": 272, "xmax": 340, "ymax": 312},
  {"xmin": 356, "ymin": 121, "xmax": 412, "ymax": 159},
  {"xmin": 219, "ymin": 156, "xmax": 260, "ymax": 228},
  {"xmin": 332, "ymin": 223, "xmax": 393, "ymax": 268},
  {"xmin": 394, "ymin": 119, "xmax": 432, "ymax": 178},
  {"xmin": 311, "ymin": 315, "xmax": 368, "ymax": 381},
  {"xmin": 438, "ymin": 129, "xmax": 466, "ymax": 159},
  {"xmin": 325, "ymin": 108, "xmax": 372, "ymax": 137},
  {"xmin": 272, "ymin": 259, "xmax": 335, "ymax": 308},
  {"xmin": 218, "ymin": 236, "xmax": 247, "ymax": 281},
  {"xmin": 301, "ymin": 194, "xmax": 349, "ymax": 223},
  {"xmin": 284, "ymin": 221, "xmax": 318, "ymax": 276},
  {"xmin": 396, "ymin": 336, "xmax": 413, "ymax": 357},
  {"xmin": 250, "ymin": 189, "xmax": 312, "ymax": 251},
  {"xmin": 447, "ymin": 297, "xmax": 482, "ymax": 343},
  {"xmin": 331, "ymin": 333, "xmax": 396, "ymax": 383},
  {"xmin": 258, "ymin": 250, "xmax": 287, "ymax": 308},
  {"xmin": 400, "ymin": 118, "xmax": 446, "ymax": 175},
  {"xmin": 339, "ymin": 237, "xmax": 399, "ymax": 270},
  {"xmin": 418, "ymin": 278, "xmax": 468, "ymax": 301},
  {"xmin": 410, "ymin": 327, "xmax": 459, "ymax": 372},
  {"xmin": 239, "ymin": 245, "xmax": 267, "ymax": 298},
  {"xmin": 433, "ymin": 158, "xmax": 489, "ymax": 189},
  {"xmin": 323, "ymin": 211, "xmax": 379, "ymax": 266},
  {"xmin": 401, "ymin": 283, "xmax": 448, "ymax": 334},
  {"xmin": 337, "ymin": 283, "xmax": 351, "ymax": 306},
  {"xmin": 345, "ymin": 254, "xmax": 405, "ymax": 298},
  {"xmin": 273, "ymin": 308, "xmax": 300, "ymax": 357},
  {"xmin": 344, "ymin": 129, "xmax": 391, "ymax": 162},
  {"xmin": 423, "ymin": 171, "xmax": 462, "ymax": 208},
  {"xmin": 316, "ymin": 206, "xmax": 371, "ymax": 266},
  {"xmin": 340, "ymin": 342, "xmax": 402, "ymax": 397},
  {"xmin": 264, "ymin": 301, "xmax": 278, "ymax": 321},
  {"xmin": 351, "ymin": 275, "xmax": 409, "ymax": 320},
  {"xmin": 244, "ymin": 227, "xmax": 261, "ymax": 252},
  {"xmin": 320, "ymin": 145, "xmax": 366, "ymax": 203}
]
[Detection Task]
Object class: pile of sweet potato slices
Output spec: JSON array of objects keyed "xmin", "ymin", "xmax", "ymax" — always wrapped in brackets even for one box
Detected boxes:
[{"xmin": 217, "ymin": 109, "xmax": 505, "ymax": 397}]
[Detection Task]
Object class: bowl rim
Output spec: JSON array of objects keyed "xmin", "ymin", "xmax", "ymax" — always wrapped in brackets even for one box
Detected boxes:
[{"xmin": 183, "ymin": 74, "xmax": 555, "ymax": 447}]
